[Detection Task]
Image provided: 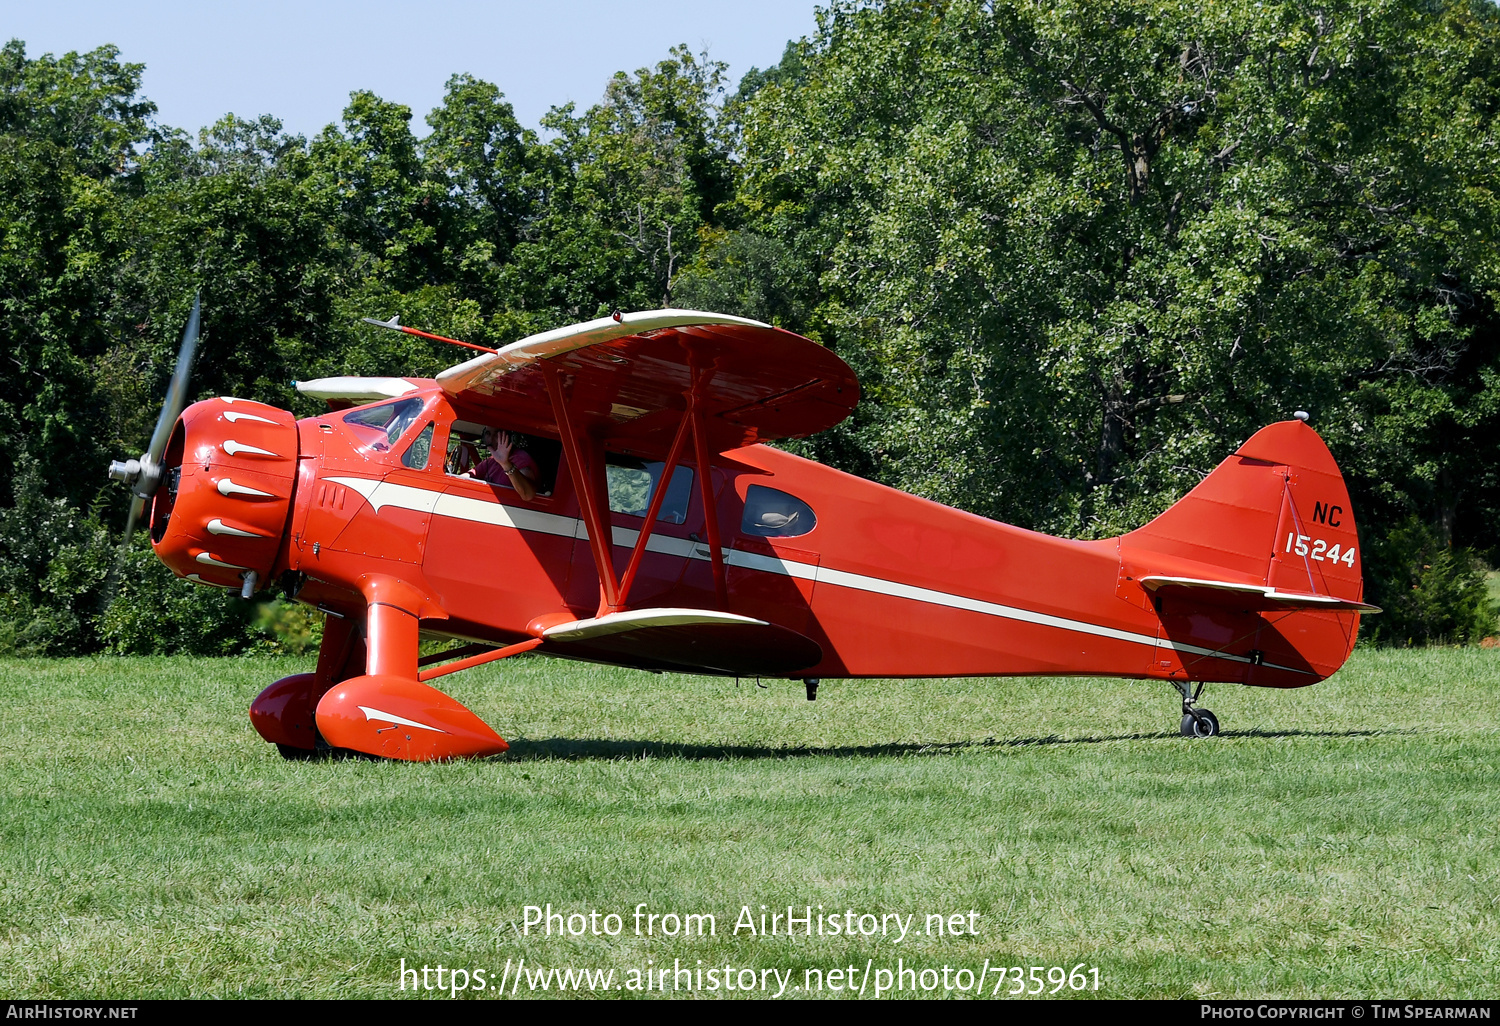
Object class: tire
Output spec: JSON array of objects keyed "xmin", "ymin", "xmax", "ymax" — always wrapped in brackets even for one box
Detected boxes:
[
  {"xmin": 276, "ymin": 743, "xmax": 321, "ymax": 761},
  {"xmin": 1180, "ymin": 710, "xmax": 1220, "ymax": 737}
]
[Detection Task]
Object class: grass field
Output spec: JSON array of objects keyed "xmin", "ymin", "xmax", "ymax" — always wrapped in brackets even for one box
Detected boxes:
[{"xmin": 1, "ymin": 648, "xmax": 1497, "ymax": 999}]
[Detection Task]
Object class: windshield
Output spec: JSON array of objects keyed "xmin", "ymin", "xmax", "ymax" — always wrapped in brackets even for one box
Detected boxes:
[{"xmin": 343, "ymin": 398, "xmax": 424, "ymax": 455}]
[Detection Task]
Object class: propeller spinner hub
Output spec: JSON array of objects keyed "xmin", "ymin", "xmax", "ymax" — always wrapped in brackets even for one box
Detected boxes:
[
  {"xmin": 107, "ymin": 458, "xmax": 142, "ymax": 485},
  {"xmin": 148, "ymin": 398, "xmax": 298, "ymax": 590}
]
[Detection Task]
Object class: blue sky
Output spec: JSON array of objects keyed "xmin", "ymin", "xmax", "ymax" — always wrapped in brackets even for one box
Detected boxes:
[{"xmin": 8, "ymin": 1, "xmax": 823, "ymax": 138}]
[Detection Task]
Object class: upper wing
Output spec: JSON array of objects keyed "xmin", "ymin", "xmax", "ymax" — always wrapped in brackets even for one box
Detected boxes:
[{"xmin": 435, "ymin": 310, "xmax": 859, "ymax": 458}]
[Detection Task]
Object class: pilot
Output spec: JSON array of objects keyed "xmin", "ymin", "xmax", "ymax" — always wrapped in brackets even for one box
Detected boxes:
[{"xmin": 466, "ymin": 428, "xmax": 539, "ymax": 501}]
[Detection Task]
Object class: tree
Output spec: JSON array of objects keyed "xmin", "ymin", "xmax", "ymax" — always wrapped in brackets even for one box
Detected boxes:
[
  {"xmin": 735, "ymin": 0, "xmax": 1500, "ymax": 579},
  {"xmin": 0, "ymin": 41, "xmax": 155, "ymax": 507},
  {"xmin": 507, "ymin": 46, "xmax": 735, "ymax": 318}
]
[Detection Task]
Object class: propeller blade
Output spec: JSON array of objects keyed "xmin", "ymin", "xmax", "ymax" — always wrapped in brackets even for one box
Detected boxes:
[
  {"xmin": 101, "ymin": 290, "xmax": 200, "ymax": 611},
  {"xmin": 121, "ymin": 494, "xmax": 146, "ymax": 549},
  {"xmin": 145, "ymin": 291, "xmax": 201, "ymax": 467},
  {"xmin": 100, "ymin": 494, "xmax": 148, "ymax": 612}
]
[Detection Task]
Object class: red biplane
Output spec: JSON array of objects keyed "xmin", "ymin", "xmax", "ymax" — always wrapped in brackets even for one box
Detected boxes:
[{"xmin": 109, "ymin": 303, "xmax": 1376, "ymax": 760}]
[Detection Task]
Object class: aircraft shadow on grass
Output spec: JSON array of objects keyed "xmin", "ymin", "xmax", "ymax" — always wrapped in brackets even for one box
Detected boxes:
[{"xmin": 493, "ymin": 727, "xmax": 1410, "ymax": 762}]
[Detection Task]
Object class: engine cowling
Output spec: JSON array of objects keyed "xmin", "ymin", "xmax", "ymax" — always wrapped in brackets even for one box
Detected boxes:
[{"xmin": 149, "ymin": 398, "xmax": 298, "ymax": 590}]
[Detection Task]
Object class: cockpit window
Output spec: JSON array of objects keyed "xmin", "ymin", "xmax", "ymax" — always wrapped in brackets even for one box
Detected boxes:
[
  {"xmin": 401, "ymin": 422, "xmax": 435, "ymax": 470},
  {"xmin": 742, "ymin": 485, "xmax": 816, "ymax": 538},
  {"xmin": 344, "ymin": 398, "xmax": 423, "ymax": 454}
]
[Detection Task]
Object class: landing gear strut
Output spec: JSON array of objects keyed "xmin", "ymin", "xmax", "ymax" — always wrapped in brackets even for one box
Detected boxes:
[{"xmin": 1173, "ymin": 679, "xmax": 1219, "ymax": 737}]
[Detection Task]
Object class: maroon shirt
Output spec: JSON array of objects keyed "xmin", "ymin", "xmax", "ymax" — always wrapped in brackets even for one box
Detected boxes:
[{"xmin": 471, "ymin": 448, "xmax": 538, "ymax": 488}]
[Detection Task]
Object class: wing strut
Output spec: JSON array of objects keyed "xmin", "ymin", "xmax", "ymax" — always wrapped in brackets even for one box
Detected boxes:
[
  {"xmin": 687, "ymin": 356, "xmax": 729, "ymax": 609},
  {"xmin": 417, "ymin": 638, "xmax": 544, "ymax": 682},
  {"xmin": 542, "ymin": 362, "xmax": 621, "ymax": 611},
  {"xmin": 617, "ymin": 408, "xmax": 693, "ymax": 606},
  {"xmin": 540, "ymin": 346, "xmax": 731, "ymax": 618}
]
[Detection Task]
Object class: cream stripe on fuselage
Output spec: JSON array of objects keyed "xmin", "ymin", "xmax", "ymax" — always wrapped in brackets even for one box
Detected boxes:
[{"xmin": 325, "ymin": 476, "xmax": 1305, "ymax": 673}]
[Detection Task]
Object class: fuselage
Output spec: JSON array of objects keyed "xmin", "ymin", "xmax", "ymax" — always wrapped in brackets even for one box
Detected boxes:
[{"xmin": 152, "ymin": 385, "xmax": 1360, "ymax": 688}]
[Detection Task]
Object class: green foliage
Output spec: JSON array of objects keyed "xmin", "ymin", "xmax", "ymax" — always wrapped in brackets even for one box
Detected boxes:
[
  {"xmin": 512, "ymin": 46, "xmax": 736, "ymax": 315},
  {"xmin": 0, "ymin": 39, "xmax": 738, "ymax": 655},
  {"xmin": 1363, "ymin": 519, "xmax": 1498, "ymax": 646},
  {"xmin": 672, "ymin": 228, "xmax": 810, "ymax": 326},
  {"xmin": 0, "ymin": 458, "xmax": 112, "ymax": 656},
  {"xmin": 0, "ymin": 41, "xmax": 155, "ymax": 509},
  {"xmin": 251, "ymin": 599, "xmax": 324, "ymax": 656},
  {"xmin": 96, "ymin": 545, "xmax": 255, "ymax": 656}
]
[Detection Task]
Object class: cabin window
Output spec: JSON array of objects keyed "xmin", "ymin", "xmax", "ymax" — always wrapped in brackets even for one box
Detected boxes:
[
  {"xmin": 401, "ymin": 422, "xmax": 435, "ymax": 470},
  {"xmin": 444, "ymin": 421, "xmax": 560, "ymax": 496},
  {"xmin": 343, "ymin": 398, "xmax": 424, "ymax": 454},
  {"xmin": 742, "ymin": 485, "xmax": 816, "ymax": 537},
  {"xmin": 606, "ymin": 454, "xmax": 693, "ymax": 524}
]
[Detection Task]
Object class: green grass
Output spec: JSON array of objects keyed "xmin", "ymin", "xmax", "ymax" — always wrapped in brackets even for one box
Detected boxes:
[{"xmin": 2, "ymin": 649, "xmax": 1497, "ymax": 999}]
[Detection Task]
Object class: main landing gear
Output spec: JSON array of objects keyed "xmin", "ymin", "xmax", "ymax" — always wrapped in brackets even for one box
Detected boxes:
[{"xmin": 1172, "ymin": 679, "xmax": 1220, "ymax": 738}]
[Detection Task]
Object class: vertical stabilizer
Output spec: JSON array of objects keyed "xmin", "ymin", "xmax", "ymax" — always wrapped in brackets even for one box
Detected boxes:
[{"xmin": 1119, "ymin": 420, "xmax": 1367, "ymax": 686}]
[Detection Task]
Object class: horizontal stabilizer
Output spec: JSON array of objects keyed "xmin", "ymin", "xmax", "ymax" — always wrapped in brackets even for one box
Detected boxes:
[
  {"xmin": 542, "ymin": 607, "xmax": 822, "ymax": 676},
  {"xmin": 1140, "ymin": 576, "xmax": 1381, "ymax": 613}
]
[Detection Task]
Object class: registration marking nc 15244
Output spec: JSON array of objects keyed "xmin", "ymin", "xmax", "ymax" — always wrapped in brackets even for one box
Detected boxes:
[{"xmin": 1285, "ymin": 532, "xmax": 1357, "ymax": 567}]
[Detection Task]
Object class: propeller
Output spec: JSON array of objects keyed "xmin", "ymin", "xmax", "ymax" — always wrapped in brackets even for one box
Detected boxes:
[{"xmin": 107, "ymin": 291, "xmax": 201, "ymax": 553}]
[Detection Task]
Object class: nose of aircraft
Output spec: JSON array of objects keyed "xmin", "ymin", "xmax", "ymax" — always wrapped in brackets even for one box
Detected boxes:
[{"xmin": 148, "ymin": 398, "xmax": 298, "ymax": 594}]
